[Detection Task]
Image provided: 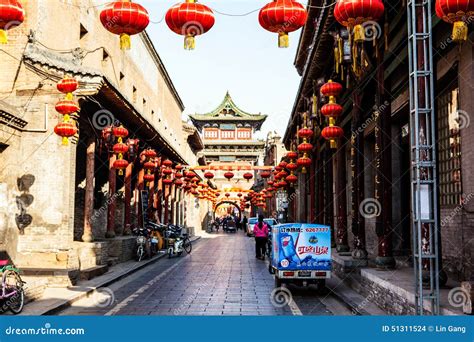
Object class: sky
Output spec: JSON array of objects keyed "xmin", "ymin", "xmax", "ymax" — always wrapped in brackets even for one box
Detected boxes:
[{"xmin": 143, "ymin": 0, "xmax": 304, "ymax": 138}]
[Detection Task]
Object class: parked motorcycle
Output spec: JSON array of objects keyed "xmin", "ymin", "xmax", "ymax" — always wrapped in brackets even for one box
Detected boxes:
[
  {"xmin": 133, "ymin": 227, "xmax": 151, "ymax": 261},
  {"xmin": 145, "ymin": 220, "xmax": 166, "ymax": 255},
  {"xmin": 165, "ymin": 225, "xmax": 192, "ymax": 258}
]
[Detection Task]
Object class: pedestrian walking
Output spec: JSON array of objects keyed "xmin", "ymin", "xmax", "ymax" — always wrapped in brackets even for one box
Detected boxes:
[
  {"xmin": 242, "ymin": 215, "xmax": 248, "ymax": 234},
  {"xmin": 253, "ymin": 214, "xmax": 269, "ymax": 260}
]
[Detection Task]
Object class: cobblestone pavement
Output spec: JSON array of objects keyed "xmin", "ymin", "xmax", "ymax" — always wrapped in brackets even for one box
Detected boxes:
[{"xmin": 59, "ymin": 232, "xmax": 350, "ymax": 316}]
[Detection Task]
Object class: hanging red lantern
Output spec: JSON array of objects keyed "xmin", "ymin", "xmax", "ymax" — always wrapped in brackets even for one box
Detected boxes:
[
  {"xmin": 259, "ymin": 0, "xmax": 308, "ymax": 48},
  {"xmin": 175, "ymin": 172, "xmax": 183, "ymax": 179},
  {"xmin": 298, "ymin": 127, "xmax": 314, "ymax": 140},
  {"xmin": 144, "ymin": 174, "xmax": 155, "ymax": 183},
  {"xmin": 165, "ymin": 0, "xmax": 215, "ymax": 50},
  {"xmin": 163, "ymin": 178, "xmax": 173, "ymax": 186},
  {"xmin": 54, "ymin": 122, "xmax": 77, "ymax": 146},
  {"xmin": 113, "ymin": 142, "xmax": 129, "ymax": 155},
  {"xmin": 260, "ymin": 171, "xmax": 271, "ymax": 179},
  {"xmin": 162, "ymin": 168, "xmax": 173, "ymax": 176},
  {"xmin": 278, "ymin": 180, "xmax": 288, "ymax": 188},
  {"xmin": 243, "ymin": 172, "xmax": 253, "ymax": 182},
  {"xmin": 286, "ymin": 151, "xmax": 298, "ymax": 160},
  {"xmin": 279, "ymin": 161, "xmax": 288, "ymax": 169},
  {"xmin": 112, "ymin": 126, "xmax": 129, "ymax": 139},
  {"xmin": 185, "ymin": 170, "xmax": 195, "ymax": 179},
  {"xmin": 175, "ymin": 164, "xmax": 184, "ymax": 171},
  {"xmin": 334, "ymin": 0, "xmax": 385, "ymax": 43},
  {"xmin": 297, "ymin": 156, "xmax": 312, "ymax": 174},
  {"xmin": 100, "ymin": 1, "xmax": 150, "ymax": 50},
  {"xmin": 174, "ymin": 179, "xmax": 184, "ymax": 187},
  {"xmin": 224, "ymin": 171, "xmax": 234, "ymax": 180},
  {"xmin": 143, "ymin": 161, "xmax": 155, "ymax": 170},
  {"xmin": 436, "ymin": 1, "xmax": 474, "ymax": 43},
  {"xmin": 143, "ymin": 149, "xmax": 157, "ymax": 159},
  {"xmin": 286, "ymin": 174, "xmax": 298, "ymax": 185},
  {"xmin": 268, "ymin": 180, "xmax": 274, "ymax": 186},
  {"xmin": 225, "ymin": 193, "xmax": 230, "ymax": 198},
  {"xmin": 55, "ymin": 100, "xmax": 80, "ymax": 116},
  {"xmin": 297, "ymin": 142, "xmax": 313, "ymax": 153},
  {"xmin": 286, "ymin": 162, "xmax": 298, "ymax": 172},
  {"xmin": 204, "ymin": 171, "xmax": 214, "ymax": 180},
  {"xmin": 163, "ymin": 159, "xmax": 173, "ymax": 168},
  {"xmin": 321, "ymin": 80, "xmax": 344, "ymax": 149},
  {"xmin": 113, "ymin": 158, "xmax": 129, "ymax": 173},
  {"xmin": 275, "ymin": 166, "xmax": 283, "ymax": 172},
  {"xmin": 0, "ymin": 0, "xmax": 24, "ymax": 44},
  {"xmin": 57, "ymin": 76, "xmax": 78, "ymax": 98}
]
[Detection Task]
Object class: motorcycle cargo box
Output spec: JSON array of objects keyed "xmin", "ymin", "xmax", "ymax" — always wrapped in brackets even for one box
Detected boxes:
[{"xmin": 271, "ymin": 223, "xmax": 331, "ymax": 271}]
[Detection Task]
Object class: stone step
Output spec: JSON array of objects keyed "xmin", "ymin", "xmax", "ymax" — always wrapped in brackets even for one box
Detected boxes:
[
  {"xmin": 107, "ymin": 257, "xmax": 120, "ymax": 267},
  {"xmin": 79, "ymin": 265, "xmax": 109, "ymax": 281}
]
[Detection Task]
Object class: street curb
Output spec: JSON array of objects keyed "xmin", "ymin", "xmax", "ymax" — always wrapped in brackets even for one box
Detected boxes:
[
  {"xmin": 39, "ymin": 236, "xmax": 202, "ymax": 316},
  {"xmin": 326, "ymin": 276, "xmax": 373, "ymax": 316}
]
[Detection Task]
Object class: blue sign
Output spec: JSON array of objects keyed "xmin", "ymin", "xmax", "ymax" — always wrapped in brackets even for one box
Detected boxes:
[{"xmin": 272, "ymin": 223, "xmax": 331, "ymax": 271}]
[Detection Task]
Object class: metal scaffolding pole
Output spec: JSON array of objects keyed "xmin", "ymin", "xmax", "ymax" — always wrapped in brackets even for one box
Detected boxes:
[{"xmin": 407, "ymin": 0, "xmax": 440, "ymax": 315}]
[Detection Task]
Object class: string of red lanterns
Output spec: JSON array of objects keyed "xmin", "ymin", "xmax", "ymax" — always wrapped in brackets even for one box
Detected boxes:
[
  {"xmin": 54, "ymin": 76, "xmax": 79, "ymax": 146},
  {"xmin": 320, "ymin": 80, "xmax": 344, "ymax": 149}
]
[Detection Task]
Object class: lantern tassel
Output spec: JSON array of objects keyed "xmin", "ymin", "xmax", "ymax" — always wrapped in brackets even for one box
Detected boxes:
[
  {"xmin": 118, "ymin": 169, "xmax": 124, "ymax": 176},
  {"xmin": 353, "ymin": 24, "xmax": 365, "ymax": 43},
  {"xmin": 184, "ymin": 35, "xmax": 195, "ymax": 50},
  {"xmin": 0, "ymin": 30, "xmax": 8, "ymax": 44},
  {"xmin": 120, "ymin": 33, "xmax": 131, "ymax": 50},
  {"xmin": 62, "ymin": 137, "xmax": 69, "ymax": 146},
  {"xmin": 452, "ymin": 21, "xmax": 468, "ymax": 43},
  {"xmin": 330, "ymin": 139, "xmax": 337, "ymax": 149},
  {"xmin": 278, "ymin": 32, "xmax": 289, "ymax": 48}
]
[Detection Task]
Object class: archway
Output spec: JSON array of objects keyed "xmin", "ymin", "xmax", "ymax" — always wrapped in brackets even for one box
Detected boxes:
[{"xmin": 213, "ymin": 201, "xmax": 242, "ymax": 220}]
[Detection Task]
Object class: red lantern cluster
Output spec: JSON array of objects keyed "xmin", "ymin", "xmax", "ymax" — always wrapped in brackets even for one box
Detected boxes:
[
  {"xmin": 162, "ymin": 159, "xmax": 173, "ymax": 186},
  {"xmin": 54, "ymin": 76, "xmax": 79, "ymax": 146},
  {"xmin": 165, "ymin": 0, "xmax": 215, "ymax": 50},
  {"xmin": 435, "ymin": 0, "xmax": 474, "ymax": 43},
  {"xmin": 321, "ymin": 80, "xmax": 344, "ymax": 149},
  {"xmin": 297, "ymin": 124, "xmax": 313, "ymax": 174},
  {"xmin": 142, "ymin": 149, "xmax": 157, "ymax": 186},
  {"xmin": 334, "ymin": 0, "xmax": 385, "ymax": 43},
  {"xmin": 112, "ymin": 125, "xmax": 129, "ymax": 175},
  {"xmin": 100, "ymin": 1, "xmax": 150, "ymax": 50},
  {"xmin": 259, "ymin": 0, "xmax": 308, "ymax": 48},
  {"xmin": 0, "ymin": 0, "xmax": 24, "ymax": 44}
]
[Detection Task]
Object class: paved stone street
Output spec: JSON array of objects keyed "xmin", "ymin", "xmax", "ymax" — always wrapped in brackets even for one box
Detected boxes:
[{"xmin": 59, "ymin": 232, "xmax": 351, "ymax": 316}]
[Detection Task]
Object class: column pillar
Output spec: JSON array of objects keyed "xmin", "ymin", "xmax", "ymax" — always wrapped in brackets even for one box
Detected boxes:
[
  {"xmin": 351, "ymin": 93, "xmax": 368, "ymax": 259},
  {"xmin": 106, "ymin": 154, "xmax": 117, "ymax": 238},
  {"xmin": 123, "ymin": 162, "xmax": 133, "ymax": 235},
  {"xmin": 336, "ymin": 143, "xmax": 349, "ymax": 253},
  {"xmin": 374, "ymin": 47, "xmax": 396, "ymax": 269},
  {"xmin": 82, "ymin": 137, "xmax": 95, "ymax": 242}
]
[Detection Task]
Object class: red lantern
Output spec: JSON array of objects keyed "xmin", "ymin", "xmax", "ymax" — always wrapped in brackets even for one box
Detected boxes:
[
  {"xmin": 243, "ymin": 172, "xmax": 254, "ymax": 182},
  {"xmin": 163, "ymin": 178, "xmax": 173, "ymax": 186},
  {"xmin": 113, "ymin": 158, "xmax": 129, "ymax": 173},
  {"xmin": 143, "ymin": 149, "xmax": 157, "ymax": 159},
  {"xmin": 320, "ymin": 80, "xmax": 343, "ymax": 99},
  {"xmin": 259, "ymin": 0, "xmax": 308, "ymax": 48},
  {"xmin": 57, "ymin": 76, "xmax": 78, "ymax": 97},
  {"xmin": 297, "ymin": 142, "xmax": 313, "ymax": 153},
  {"xmin": 143, "ymin": 161, "xmax": 155, "ymax": 170},
  {"xmin": 286, "ymin": 174, "xmax": 298, "ymax": 185},
  {"xmin": 279, "ymin": 161, "xmax": 288, "ymax": 169},
  {"xmin": 286, "ymin": 151, "xmax": 298, "ymax": 160},
  {"xmin": 113, "ymin": 142, "xmax": 129, "ymax": 155},
  {"xmin": 436, "ymin": 0, "xmax": 474, "ymax": 42},
  {"xmin": 225, "ymin": 193, "xmax": 230, "ymax": 198},
  {"xmin": 175, "ymin": 172, "xmax": 183, "ymax": 179},
  {"xmin": 204, "ymin": 171, "xmax": 214, "ymax": 180},
  {"xmin": 286, "ymin": 162, "xmax": 298, "ymax": 172},
  {"xmin": 278, "ymin": 180, "xmax": 288, "ymax": 188},
  {"xmin": 165, "ymin": 0, "xmax": 215, "ymax": 50},
  {"xmin": 185, "ymin": 170, "xmax": 195, "ymax": 179},
  {"xmin": 162, "ymin": 168, "xmax": 173, "ymax": 176},
  {"xmin": 298, "ymin": 127, "xmax": 314, "ymax": 140},
  {"xmin": 174, "ymin": 179, "xmax": 184, "ymax": 187},
  {"xmin": 163, "ymin": 159, "xmax": 173, "ymax": 168},
  {"xmin": 0, "ymin": 0, "xmax": 24, "ymax": 44},
  {"xmin": 322, "ymin": 126, "xmax": 344, "ymax": 146},
  {"xmin": 260, "ymin": 171, "xmax": 271, "ymax": 179},
  {"xmin": 334, "ymin": 0, "xmax": 385, "ymax": 43},
  {"xmin": 55, "ymin": 100, "xmax": 80, "ymax": 116},
  {"xmin": 321, "ymin": 103, "xmax": 343, "ymax": 118},
  {"xmin": 268, "ymin": 180, "xmax": 274, "ymax": 186},
  {"xmin": 175, "ymin": 164, "xmax": 184, "ymax": 171},
  {"xmin": 297, "ymin": 156, "xmax": 312, "ymax": 174},
  {"xmin": 144, "ymin": 174, "xmax": 155, "ymax": 183},
  {"xmin": 54, "ymin": 122, "xmax": 77, "ymax": 146},
  {"xmin": 224, "ymin": 171, "xmax": 234, "ymax": 180},
  {"xmin": 100, "ymin": 1, "xmax": 150, "ymax": 50},
  {"xmin": 112, "ymin": 126, "xmax": 129, "ymax": 139}
]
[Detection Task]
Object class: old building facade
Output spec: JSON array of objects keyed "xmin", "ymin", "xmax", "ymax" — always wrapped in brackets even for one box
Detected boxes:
[{"xmin": 0, "ymin": 0, "xmax": 204, "ymax": 291}]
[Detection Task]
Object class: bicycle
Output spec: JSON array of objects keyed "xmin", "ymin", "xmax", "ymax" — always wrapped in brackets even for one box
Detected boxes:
[{"xmin": 0, "ymin": 260, "xmax": 25, "ymax": 314}]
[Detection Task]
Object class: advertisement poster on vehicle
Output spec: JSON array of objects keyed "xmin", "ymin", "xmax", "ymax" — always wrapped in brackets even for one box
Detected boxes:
[{"xmin": 272, "ymin": 224, "xmax": 331, "ymax": 271}]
